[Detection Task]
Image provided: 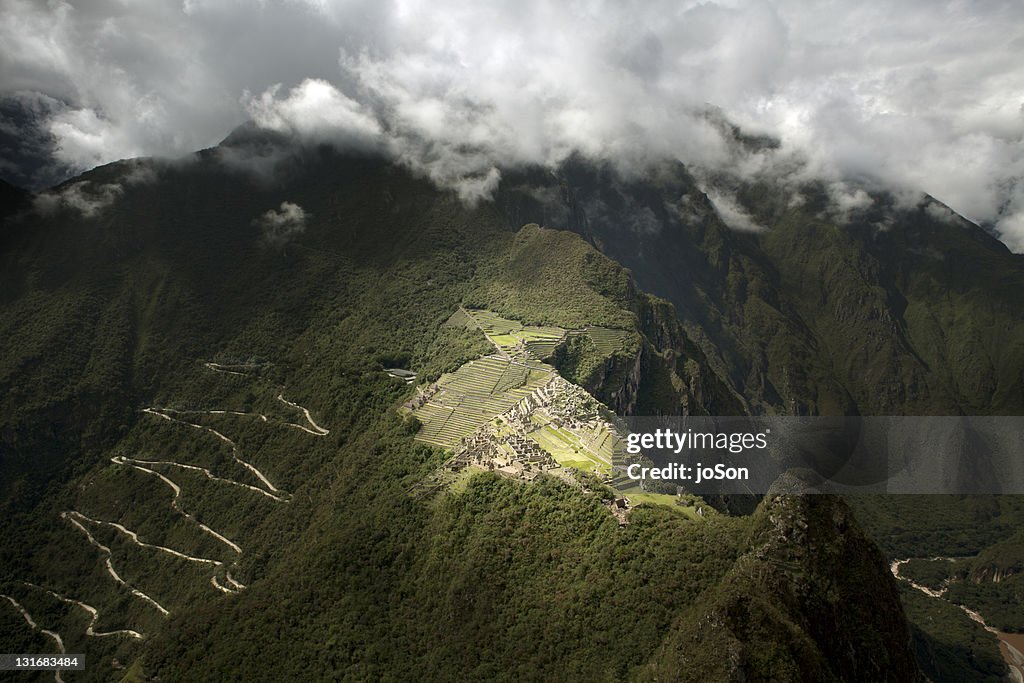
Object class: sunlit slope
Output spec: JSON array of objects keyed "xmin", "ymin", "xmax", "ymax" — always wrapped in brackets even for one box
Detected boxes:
[
  {"xmin": 0, "ymin": 142, "xmax": 919, "ymax": 681},
  {"xmin": 411, "ymin": 307, "xmax": 632, "ymax": 452}
]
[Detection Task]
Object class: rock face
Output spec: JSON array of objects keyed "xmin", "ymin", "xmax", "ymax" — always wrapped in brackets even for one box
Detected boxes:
[
  {"xmin": 968, "ymin": 528, "xmax": 1024, "ymax": 584},
  {"xmin": 599, "ymin": 344, "xmax": 642, "ymax": 416},
  {"xmin": 971, "ymin": 566, "xmax": 1014, "ymax": 584},
  {"xmin": 498, "ymin": 157, "xmax": 1024, "ymax": 417},
  {"xmin": 549, "ymin": 284, "xmax": 744, "ymax": 418},
  {"xmin": 649, "ymin": 496, "xmax": 924, "ymax": 682}
]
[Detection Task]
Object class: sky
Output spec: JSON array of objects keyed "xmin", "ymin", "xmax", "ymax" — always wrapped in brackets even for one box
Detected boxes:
[{"xmin": 2, "ymin": 0, "xmax": 1023, "ymax": 249}]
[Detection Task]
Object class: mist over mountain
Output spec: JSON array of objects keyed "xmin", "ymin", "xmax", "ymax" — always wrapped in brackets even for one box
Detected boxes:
[
  {"xmin": 3, "ymin": 2, "xmax": 1024, "ymax": 681},
  {"xmin": 1, "ymin": 125, "xmax": 1021, "ymax": 680},
  {"xmin": 20, "ymin": 122, "xmax": 1024, "ymax": 419},
  {"xmin": 2, "ymin": 0, "xmax": 1023, "ymax": 248}
]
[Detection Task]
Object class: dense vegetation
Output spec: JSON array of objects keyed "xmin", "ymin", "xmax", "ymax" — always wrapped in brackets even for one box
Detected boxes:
[
  {"xmin": 5, "ymin": 125, "xmax": 1023, "ymax": 679},
  {"xmin": 849, "ymin": 496, "xmax": 1024, "ymax": 633},
  {"xmin": 501, "ymin": 154, "xmax": 1024, "ymax": 681},
  {"xmin": 0, "ymin": 143, "xmax": 920, "ymax": 681},
  {"xmin": 902, "ymin": 586, "xmax": 1007, "ymax": 683},
  {"xmin": 499, "ymin": 156, "xmax": 1024, "ymax": 418}
]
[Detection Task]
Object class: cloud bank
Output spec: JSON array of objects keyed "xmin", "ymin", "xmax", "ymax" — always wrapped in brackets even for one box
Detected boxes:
[
  {"xmin": 255, "ymin": 201, "xmax": 308, "ymax": 246},
  {"xmin": 1, "ymin": 0, "xmax": 1023, "ymax": 248},
  {"xmin": 33, "ymin": 180, "xmax": 123, "ymax": 218}
]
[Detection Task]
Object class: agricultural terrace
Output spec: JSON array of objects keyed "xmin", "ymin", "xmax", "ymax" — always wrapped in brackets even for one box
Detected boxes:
[
  {"xmin": 411, "ymin": 354, "xmax": 553, "ymax": 448},
  {"xmin": 572, "ymin": 327, "xmax": 633, "ymax": 356},
  {"xmin": 416, "ymin": 309, "xmax": 693, "ymax": 516},
  {"xmin": 459, "ymin": 308, "xmax": 567, "ymax": 359},
  {"xmin": 418, "ymin": 309, "xmax": 634, "ymax": 451},
  {"xmin": 525, "ymin": 411, "xmax": 616, "ymax": 477},
  {"xmin": 447, "ymin": 307, "xmax": 633, "ymax": 361}
]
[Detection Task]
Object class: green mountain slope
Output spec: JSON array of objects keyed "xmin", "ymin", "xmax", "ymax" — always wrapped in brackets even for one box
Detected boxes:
[
  {"xmin": 0, "ymin": 141, "xmax": 923, "ymax": 680},
  {"xmin": 497, "ymin": 154, "xmax": 1024, "ymax": 681},
  {"xmin": 499, "ymin": 157, "xmax": 1024, "ymax": 417}
]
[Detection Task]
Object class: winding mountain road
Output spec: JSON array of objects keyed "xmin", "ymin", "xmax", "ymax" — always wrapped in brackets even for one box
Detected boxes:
[
  {"xmin": 51, "ymin": 369, "xmax": 330, "ymax": 638},
  {"xmin": 22, "ymin": 582, "xmax": 143, "ymax": 639},
  {"xmin": 113, "ymin": 455, "xmax": 283, "ymax": 501},
  {"xmin": 0, "ymin": 594, "xmax": 65, "ymax": 682},
  {"xmin": 276, "ymin": 394, "xmax": 331, "ymax": 435},
  {"xmin": 67, "ymin": 510, "xmax": 229, "ymax": 567},
  {"xmin": 142, "ymin": 408, "xmax": 287, "ymax": 498},
  {"xmin": 61, "ymin": 511, "xmax": 170, "ymax": 616},
  {"xmin": 202, "ymin": 362, "xmax": 252, "ymax": 376},
  {"xmin": 110, "ymin": 456, "xmax": 245, "ymax": 553}
]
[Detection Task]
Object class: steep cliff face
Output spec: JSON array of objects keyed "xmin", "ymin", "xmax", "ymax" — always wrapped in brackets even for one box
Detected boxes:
[
  {"xmin": 633, "ymin": 295, "xmax": 746, "ymax": 417},
  {"xmin": 598, "ymin": 343, "xmax": 643, "ymax": 416},
  {"xmin": 497, "ymin": 158, "xmax": 1024, "ymax": 417},
  {"xmin": 548, "ymin": 275, "xmax": 743, "ymax": 417},
  {"xmin": 970, "ymin": 566, "xmax": 1015, "ymax": 584},
  {"xmin": 649, "ymin": 496, "xmax": 923, "ymax": 682},
  {"xmin": 498, "ymin": 158, "xmax": 852, "ymax": 416},
  {"xmin": 968, "ymin": 528, "xmax": 1024, "ymax": 584}
]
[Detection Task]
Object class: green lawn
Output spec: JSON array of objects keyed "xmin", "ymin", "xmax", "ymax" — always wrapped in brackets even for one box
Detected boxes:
[
  {"xmin": 613, "ymin": 487, "xmax": 700, "ymax": 519},
  {"xmin": 528, "ymin": 424, "xmax": 611, "ymax": 476},
  {"xmin": 489, "ymin": 333, "xmax": 520, "ymax": 349}
]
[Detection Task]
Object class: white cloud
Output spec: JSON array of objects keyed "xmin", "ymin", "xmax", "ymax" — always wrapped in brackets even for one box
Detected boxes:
[
  {"xmin": 1, "ymin": 0, "xmax": 1023, "ymax": 248},
  {"xmin": 997, "ymin": 210, "xmax": 1024, "ymax": 253},
  {"xmin": 925, "ymin": 200, "xmax": 959, "ymax": 225},
  {"xmin": 245, "ymin": 79, "xmax": 381, "ymax": 144},
  {"xmin": 825, "ymin": 182, "xmax": 873, "ymax": 223},
  {"xmin": 254, "ymin": 201, "xmax": 308, "ymax": 245},
  {"xmin": 705, "ymin": 189, "xmax": 765, "ymax": 233},
  {"xmin": 34, "ymin": 181, "xmax": 124, "ymax": 218}
]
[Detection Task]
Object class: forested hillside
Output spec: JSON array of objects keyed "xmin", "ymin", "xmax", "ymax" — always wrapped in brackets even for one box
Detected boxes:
[
  {"xmin": 0, "ymin": 141, "xmax": 923, "ymax": 681},
  {"xmin": 498, "ymin": 156, "xmax": 1024, "ymax": 417}
]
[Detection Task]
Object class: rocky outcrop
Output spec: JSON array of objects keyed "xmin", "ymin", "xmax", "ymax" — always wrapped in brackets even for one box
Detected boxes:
[
  {"xmin": 970, "ymin": 565, "xmax": 1015, "ymax": 584},
  {"xmin": 550, "ymin": 292, "xmax": 743, "ymax": 418},
  {"xmin": 648, "ymin": 496, "xmax": 924, "ymax": 682},
  {"xmin": 497, "ymin": 157, "xmax": 1024, "ymax": 417},
  {"xmin": 603, "ymin": 344, "xmax": 642, "ymax": 416}
]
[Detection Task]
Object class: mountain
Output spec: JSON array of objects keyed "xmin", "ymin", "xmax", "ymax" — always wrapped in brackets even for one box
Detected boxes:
[
  {"xmin": 495, "ymin": 152, "xmax": 1024, "ymax": 680},
  {"xmin": 1, "ymin": 129, "xmax": 1019, "ymax": 680},
  {"xmin": 497, "ymin": 156, "xmax": 1024, "ymax": 417}
]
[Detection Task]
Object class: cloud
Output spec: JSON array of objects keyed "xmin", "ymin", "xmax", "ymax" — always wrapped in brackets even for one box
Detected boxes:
[
  {"xmin": 925, "ymin": 200, "xmax": 959, "ymax": 226},
  {"xmin": 34, "ymin": 181, "xmax": 124, "ymax": 218},
  {"xmin": 29, "ymin": 157, "xmax": 156, "ymax": 218},
  {"xmin": 705, "ymin": 189, "xmax": 765, "ymax": 233},
  {"xmin": 245, "ymin": 79, "xmax": 381, "ymax": 144},
  {"xmin": 254, "ymin": 201, "xmax": 308, "ymax": 245},
  {"xmin": 0, "ymin": 91, "xmax": 75, "ymax": 189},
  {"xmin": 1, "ymin": 0, "xmax": 1023, "ymax": 248},
  {"xmin": 825, "ymin": 182, "xmax": 874, "ymax": 223},
  {"xmin": 997, "ymin": 210, "xmax": 1024, "ymax": 253}
]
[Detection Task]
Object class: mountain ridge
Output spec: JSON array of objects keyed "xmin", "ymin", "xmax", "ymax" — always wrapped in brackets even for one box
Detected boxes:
[{"xmin": 1, "ymin": 134, "xmax": 1014, "ymax": 680}]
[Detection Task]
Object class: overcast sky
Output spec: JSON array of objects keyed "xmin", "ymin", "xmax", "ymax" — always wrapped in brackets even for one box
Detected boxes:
[{"xmin": 2, "ymin": 0, "xmax": 1023, "ymax": 249}]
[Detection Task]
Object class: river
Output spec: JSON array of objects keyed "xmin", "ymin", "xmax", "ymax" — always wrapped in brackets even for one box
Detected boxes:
[{"xmin": 891, "ymin": 558, "xmax": 1024, "ymax": 681}]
